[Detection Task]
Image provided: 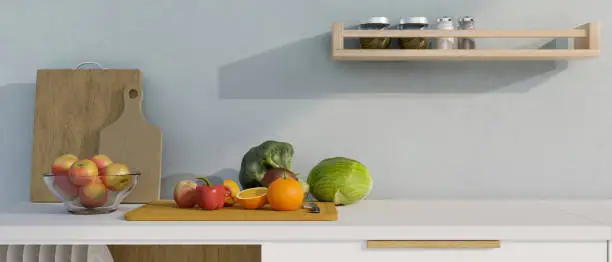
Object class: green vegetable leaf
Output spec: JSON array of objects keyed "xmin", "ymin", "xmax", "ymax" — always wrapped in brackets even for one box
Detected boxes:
[{"xmin": 308, "ymin": 157, "xmax": 373, "ymax": 206}]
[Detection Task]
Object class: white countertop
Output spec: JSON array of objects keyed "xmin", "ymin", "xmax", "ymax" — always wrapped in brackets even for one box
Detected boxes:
[
  {"xmin": 0, "ymin": 200, "xmax": 609, "ymax": 244},
  {"xmin": 540, "ymin": 199, "xmax": 612, "ymax": 224}
]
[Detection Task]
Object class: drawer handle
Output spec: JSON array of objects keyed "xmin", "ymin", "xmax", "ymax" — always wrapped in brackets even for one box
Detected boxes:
[{"xmin": 367, "ymin": 240, "xmax": 501, "ymax": 249}]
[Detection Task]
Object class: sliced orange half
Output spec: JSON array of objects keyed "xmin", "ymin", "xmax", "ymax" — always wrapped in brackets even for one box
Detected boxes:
[{"xmin": 236, "ymin": 187, "xmax": 268, "ymax": 210}]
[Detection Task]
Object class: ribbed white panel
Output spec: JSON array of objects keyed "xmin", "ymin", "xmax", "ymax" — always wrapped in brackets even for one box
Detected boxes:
[{"xmin": 0, "ymin": 245, "xmax": 113, "ymax": 262}]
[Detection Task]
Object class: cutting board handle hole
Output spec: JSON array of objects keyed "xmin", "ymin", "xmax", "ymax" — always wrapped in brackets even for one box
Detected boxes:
[{"xmin": 129, "ymin": 89, "xmax": 139, "ymax": 99}]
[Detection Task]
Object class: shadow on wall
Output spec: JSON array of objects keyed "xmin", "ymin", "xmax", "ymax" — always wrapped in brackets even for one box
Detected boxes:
[
  {"xmin": 218, "ymin": 33, "xmax": 569, "ymax": 99},
  {"xmin": 0, "ymin": 83, "xmax": 37, "ymax": 206}
]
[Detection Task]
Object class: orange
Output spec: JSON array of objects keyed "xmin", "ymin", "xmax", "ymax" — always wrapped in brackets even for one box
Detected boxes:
[
  {"xmin": 267, "ymin": 174, "xmax": 304, "ymax": 211},
  {"xmin": 236, "ymin": 187, "xmax": 268, "ymax": 210}
]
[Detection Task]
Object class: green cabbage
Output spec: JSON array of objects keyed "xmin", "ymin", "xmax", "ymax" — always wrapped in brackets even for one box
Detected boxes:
[{"xmin": 307, "ymin": 157, "xmax": 372, "ymax": 205}]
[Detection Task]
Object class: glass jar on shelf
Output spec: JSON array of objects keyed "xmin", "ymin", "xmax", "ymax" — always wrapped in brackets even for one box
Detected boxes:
[
  {"xmin": 397, "ymin": 16, "xmax": 430, "ymax": 49},
  {"xmin": 358, "ymin": 17, "xmax": 391, "ymax": 49}
]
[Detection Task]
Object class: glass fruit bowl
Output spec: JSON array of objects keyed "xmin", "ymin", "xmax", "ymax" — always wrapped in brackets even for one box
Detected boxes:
[{"xmin": 42, "ymin": 173, "xmax": 140, "ymax": 215}]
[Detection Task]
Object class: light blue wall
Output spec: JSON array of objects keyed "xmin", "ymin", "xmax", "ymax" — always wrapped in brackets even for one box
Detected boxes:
[{"xmin": 1, "ymin": 0, "xmax": 610, "ymax": 204}]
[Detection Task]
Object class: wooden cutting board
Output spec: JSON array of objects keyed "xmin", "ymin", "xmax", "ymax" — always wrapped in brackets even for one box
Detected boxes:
[
  {"xmin": 30, "ymin": 66, "xmax": 142, "ymax": 202},
  {"xmin": 124, "ymin": 200, "xmax": 338, "ymax": 221},
  {"xmin": 99, "ymin": 87, "xmax": 162, "ymax": 203}
]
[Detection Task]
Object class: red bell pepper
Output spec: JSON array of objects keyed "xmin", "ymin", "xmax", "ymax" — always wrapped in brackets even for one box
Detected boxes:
[{"xmin": 195, "ymin": 177, "xmax": 226, "ymax": 210}]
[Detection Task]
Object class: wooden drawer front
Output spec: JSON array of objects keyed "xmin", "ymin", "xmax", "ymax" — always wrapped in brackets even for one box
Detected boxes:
[{"xmin": 262, "ymin": 241, "xmax": 607, "ymax": 262}]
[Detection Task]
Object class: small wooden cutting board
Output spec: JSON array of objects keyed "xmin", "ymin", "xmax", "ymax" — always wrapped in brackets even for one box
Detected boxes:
[
  {"xmin": 124, "ymin": 200, "xmax": 338, "ymax": 221},
  {"xmin": 99, "ymin": 87, "xmax": 162, "ymax": 203}
]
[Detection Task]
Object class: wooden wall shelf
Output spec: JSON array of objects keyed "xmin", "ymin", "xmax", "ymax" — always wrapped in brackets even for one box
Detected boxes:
[{"xmin": 332, "ymin": 22, "xmax": 600, "ymax": 61}]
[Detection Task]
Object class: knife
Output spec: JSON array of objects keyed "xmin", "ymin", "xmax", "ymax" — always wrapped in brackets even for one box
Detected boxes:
[{"xmin": 303, "ymin": 203, "xmax": 321, "ymax": 213}]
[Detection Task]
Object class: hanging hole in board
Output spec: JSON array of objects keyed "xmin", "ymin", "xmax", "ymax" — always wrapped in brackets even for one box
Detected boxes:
[{"xmin": 129, "ymin": 89, "xmax": 139, "ymax": 99}]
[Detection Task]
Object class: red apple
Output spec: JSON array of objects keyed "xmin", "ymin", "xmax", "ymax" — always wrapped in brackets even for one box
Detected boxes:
[
  {"xmin": 173, "ymin": 180, "xmax": 198, "ymax": 208},
  {"xmin": 69, "ymin": 159, "xmax": 99, "ymax": 186},
  {"xmin": 261, "ymin": 168, "xmax": 297, "ymax": 187},
  {"xmin": 88, "ymin": 154, "xmax": 113, "ymax": 170},
  {"xmin": 50, "ymin": 154, "xmax": 80, "ymax": 199},
  {"xmin": 100, "ymin": 163, "xmax": 133, "ymax": 191},
  {"xmin": 51, "ymin": 154, "xmax": 78, "ymax": 175},
  {"xmin": 53, "ymin": 175, "xmax": 78, "ymax": 200},
  {"xmin": 78, "ymin": 180, "xmax": 108, "ymax": 208}
]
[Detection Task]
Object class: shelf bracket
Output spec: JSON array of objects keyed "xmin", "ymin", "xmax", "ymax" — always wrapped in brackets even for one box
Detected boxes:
[
  {"xmin": 332, "ymin": 22, "xmax": 345, "ymax": 58},
  {"xmin": 574, "ymin": 22, "xmax": 600, "ymax": 51}
]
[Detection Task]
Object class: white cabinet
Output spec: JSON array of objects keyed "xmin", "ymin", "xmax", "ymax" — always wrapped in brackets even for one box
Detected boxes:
[
  {"xmin": 263, "ymin": 241, "xmax": 608, "ymax": 262},
  {"xmin": 2, "ymin": 201, "xmax": 612, "ymax": 262}
]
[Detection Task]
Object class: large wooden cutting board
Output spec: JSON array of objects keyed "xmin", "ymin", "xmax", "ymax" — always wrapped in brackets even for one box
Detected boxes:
[
  {"xmin": 30, "ymin": 67, "xmax": 142, "ymax": 202},
  {"xmin": 99, "ymin": 87, "xmax": 162, "ymax": 203},
  {"xmin": 124, "ymin": 200, "xmax": 338, "ymax": 221}
]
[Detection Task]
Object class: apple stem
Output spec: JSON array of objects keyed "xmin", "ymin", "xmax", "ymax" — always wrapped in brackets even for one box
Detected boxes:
[{"xmin": 195, "ymin": 177, "xmax": 211, "ymax": 187}]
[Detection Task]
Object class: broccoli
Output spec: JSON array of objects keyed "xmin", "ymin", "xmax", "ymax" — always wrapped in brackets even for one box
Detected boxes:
[{"xmin": 238, "ymin": 140, "xmax": 294, "ymax": 189}]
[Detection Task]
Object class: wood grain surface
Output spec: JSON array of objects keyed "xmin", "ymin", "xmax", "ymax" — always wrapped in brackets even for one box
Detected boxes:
[
  {"xmin": 333, "ymin": 49, "xmax": 600, "ymax": 61},
  {"xmin": 343, "ymin": 29, "xmax": 589, "ymax": 38},
  {"xmin": 124, "ymin": 200, "xmax": 338, "ymax": 221},
  {"xmin": 331, "ymin": 22, "xmax": 600, "ymax": 61},
  {"xmin": 367, "ymin": 240, "xmax": 501, "ymax": 249},
  {"xmin": 574, "ymin": 22, "xmax": 601, "ymax": 50},
  {"xmin": 30, "ymin": 69, "xmax": 141, "ymax": 202},
  {"xmin": 99, "ymin": 87, "xmax": 162, "ymax": 203},
  {"xmin": 108, "ymin": 245, "xmax": 261, "ymax": 262}
]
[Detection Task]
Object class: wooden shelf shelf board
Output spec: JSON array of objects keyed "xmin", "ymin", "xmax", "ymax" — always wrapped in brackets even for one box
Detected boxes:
[
  {"xmin": 334, "ymin": 49, "xmax": 600, "ymax": 61},
  {"xmin": 342, "ymin": 29, "xmax": 588, "ymax": 38},
  {"xmin": 332, "ymin": 22, "xmax": 600, "ymax": 61}
]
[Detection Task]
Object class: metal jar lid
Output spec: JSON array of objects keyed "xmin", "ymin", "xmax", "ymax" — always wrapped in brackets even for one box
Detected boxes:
[
  {"xmin": 362, "ymin": 17, "xmax": 390, "ymax": 25},
  {"xmin": 436, "ymin": 16, "xmax": 453, "ymax": 23},
  {"xmin": 459, "ymin": 16, "xmax": 475, "ymax": 23},
  {"xmin": 399, "ymin": 17, "xmax": 429, "ymax": 25}
]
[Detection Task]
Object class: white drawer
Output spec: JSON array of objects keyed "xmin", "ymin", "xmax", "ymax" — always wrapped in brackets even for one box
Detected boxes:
[{"xmin": 263, "ymin": 241, "xmax": 607, "ymax": 262}]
